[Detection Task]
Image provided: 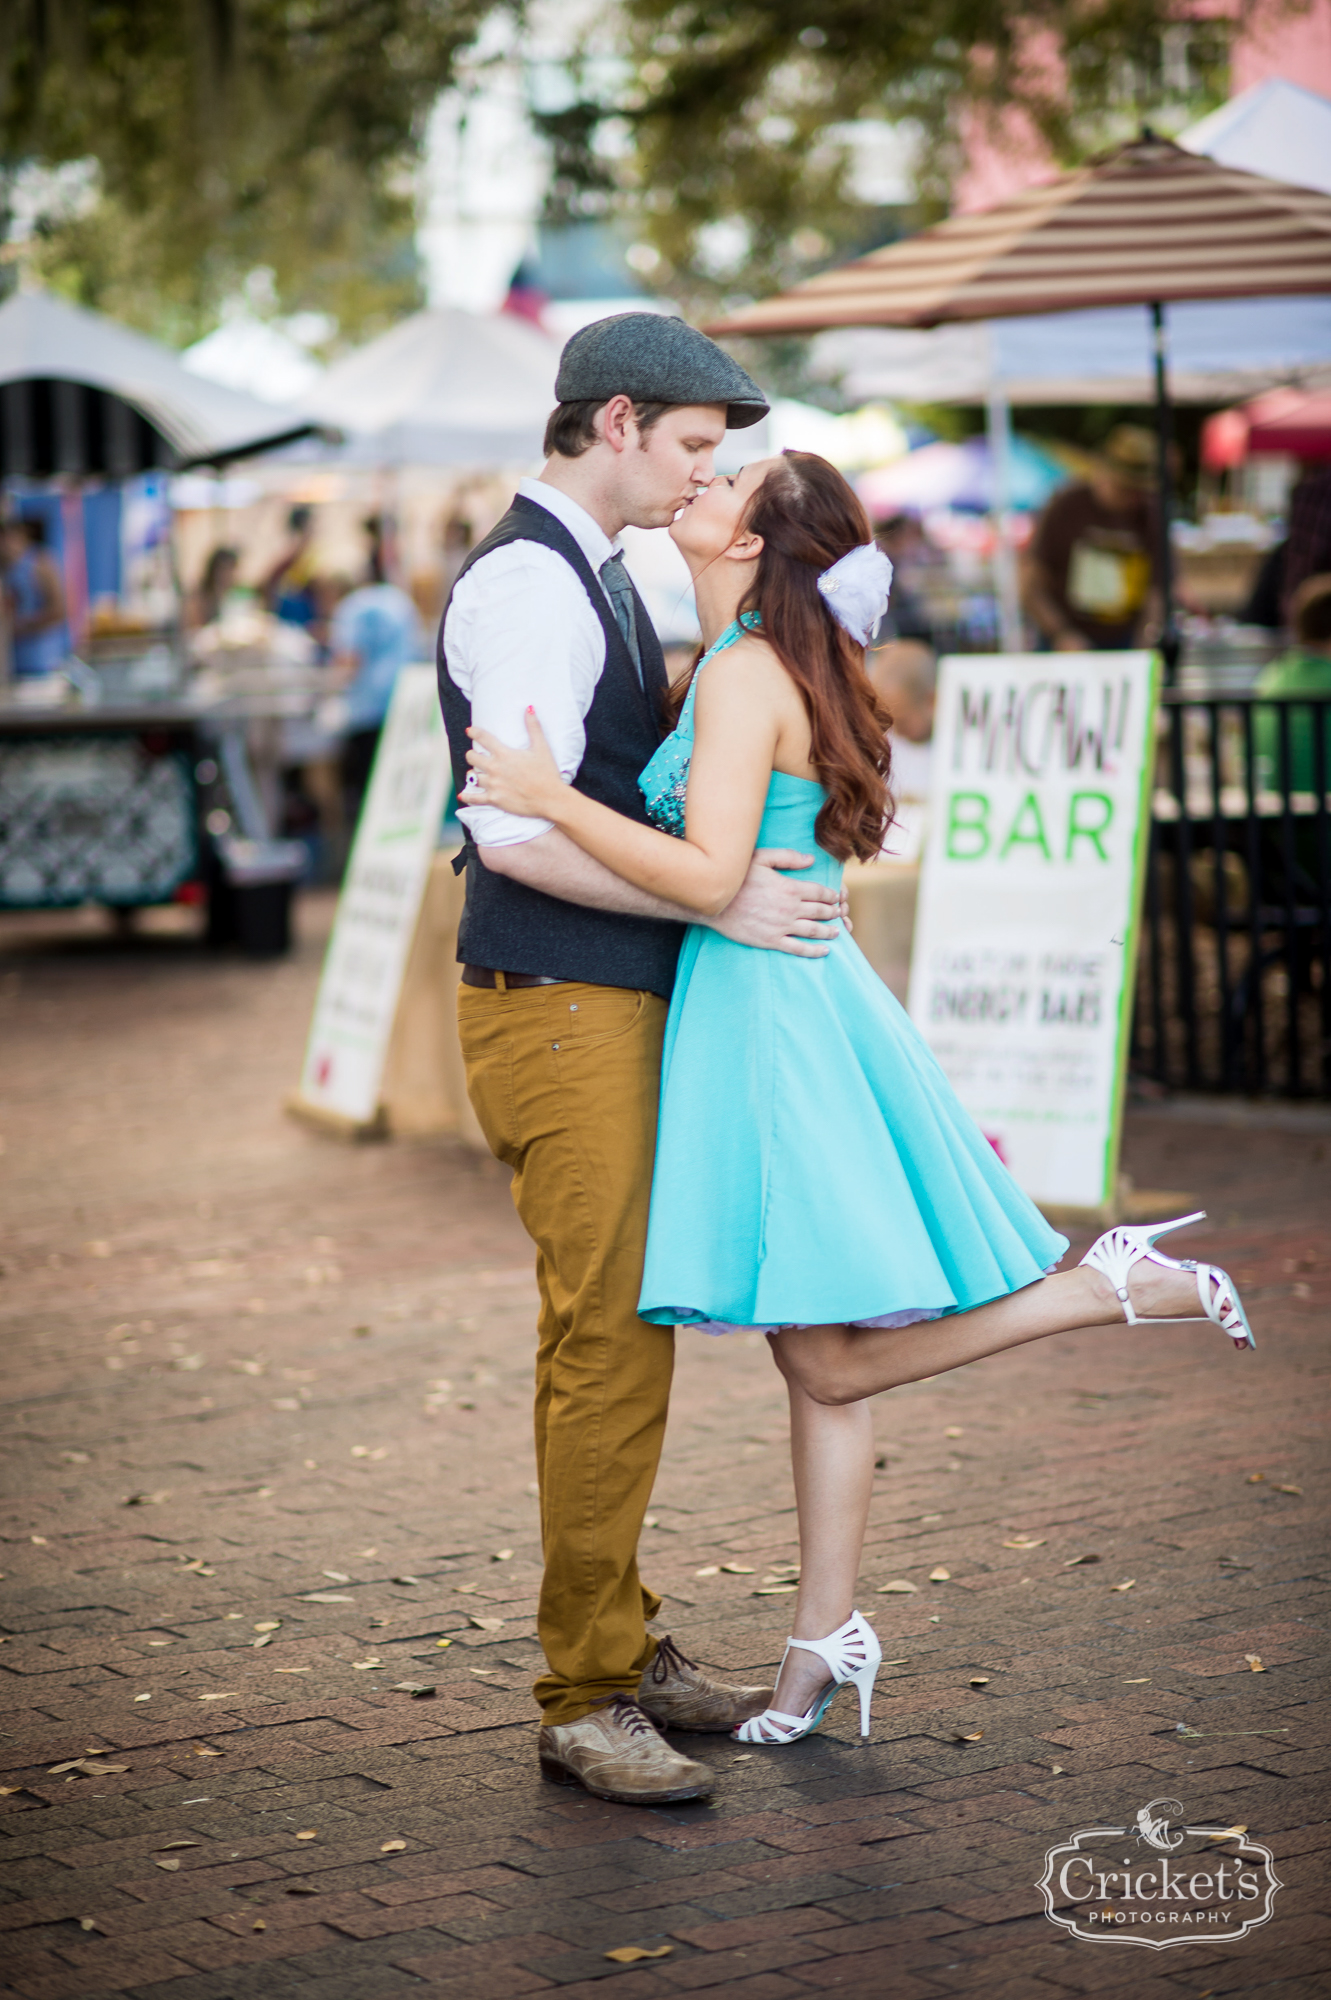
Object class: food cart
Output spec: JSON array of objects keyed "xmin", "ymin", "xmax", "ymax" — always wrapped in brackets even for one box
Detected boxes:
[{"xmin": 0, "ymin": 290, "xmax": 328, "ymax": 952}]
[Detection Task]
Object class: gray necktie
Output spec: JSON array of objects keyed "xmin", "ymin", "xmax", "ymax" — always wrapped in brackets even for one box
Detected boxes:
[{"xmin": 599, "ymin": 553, "xmax": 642, "ymax": 683}]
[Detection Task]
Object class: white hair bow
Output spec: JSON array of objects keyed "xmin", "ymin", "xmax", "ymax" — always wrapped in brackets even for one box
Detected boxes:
[{"xmin": 816, "ymin": 543, "xmax": 894, "ymax": 646}]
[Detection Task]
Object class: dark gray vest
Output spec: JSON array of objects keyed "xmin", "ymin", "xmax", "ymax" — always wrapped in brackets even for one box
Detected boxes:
[{"xmin": 436, "ymin": 494, "xmax": 684, "ymax": 998}]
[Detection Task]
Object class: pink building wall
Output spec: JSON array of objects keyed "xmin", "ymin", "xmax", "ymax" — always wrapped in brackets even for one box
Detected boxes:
[{"xmin": 953, "ymin": 0, "xmax": 1331, "ymax": 214}]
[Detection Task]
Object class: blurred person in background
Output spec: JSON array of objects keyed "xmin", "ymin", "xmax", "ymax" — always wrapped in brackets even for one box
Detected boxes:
[
  {"xmin": 1022, "ymin": 424, "xmax": 1159, "ymax": 651},
  {"xmin": 262, "ymin": 504, "xmax": 329, "ymax": 644},
  {"xmin": 872, "ymin": 513, "xmax": 935, "ymax": 646},
  {"xmin": 188, "ymin": 546, "xmax": 239, "ymax": 630},
  {"xmin": 1, "ymin": 515, "xmax": 65, "ymax": 679},
  {"xmin": 1281, "ymin": 461, "xmax": 1331, "ymax": 623},
  {"xmin": 866, "ymin": 638, "xmax": 936, "ymax": 809},
  {"xmin": 1254, "ymin": 573, "xmax": 1331, "ymax": 796},
  {"xmin": 329, "ymin": 570, "xmax": 422, "ymax": 829}
]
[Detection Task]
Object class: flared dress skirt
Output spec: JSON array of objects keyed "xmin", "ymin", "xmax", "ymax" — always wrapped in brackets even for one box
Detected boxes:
[{"xmin": 637, "ymin": 774, "xmax": 1069, "ymax": 1332}]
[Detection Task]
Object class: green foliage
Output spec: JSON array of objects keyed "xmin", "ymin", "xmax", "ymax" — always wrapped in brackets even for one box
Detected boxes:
[
  {"xmin": 615, "ymin": 0, "xmax": 1256, "ymax": 311},
  {"xmin": 0, "ymin": 0, "xmax": 496, "ymax": 343}
]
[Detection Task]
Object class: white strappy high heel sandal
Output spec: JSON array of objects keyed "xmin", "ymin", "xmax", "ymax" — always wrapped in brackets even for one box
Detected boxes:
[
  {"xmin": 1080, "ymin": 1210, "xmax": 1256, "ymax": 1350},
  {"xmin": 732, "ymin": 1610, "xmax": 882, "ymax": 1745}
]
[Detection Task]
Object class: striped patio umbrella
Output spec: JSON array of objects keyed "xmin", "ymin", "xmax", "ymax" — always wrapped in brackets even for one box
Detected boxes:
[{"xmin": 706, "ymin": 135, "xmax": 1331, "ymax": 666}]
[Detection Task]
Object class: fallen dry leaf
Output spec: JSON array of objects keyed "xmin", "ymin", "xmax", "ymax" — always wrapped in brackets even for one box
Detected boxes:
[
  {"xmin": 179, "ymin": 1559, "xmax": 215, "ymax": 1575},
  {"xmin": 877, "ymin": 1580, "xmax": 918, "ymax": 1594},
  {"xmin": 955, "ymin": 1730, "xmax": 983, "ymax": 1743},
  {"xmin": 322, "ymin": 1570, "xmax": 351, "ymax": 1584},
  {"xmin": 605, "ymin": 1945, "xmax": 673, "ymax": 1963},
  {"xmin": 944, "ymin": 1426, "xmax": 963, "ymax": 1438},
  {"xmin": 60, "ymin": 1451, "xmax": 91, "ymax": 1464},
  {"xmin": 194, "ymin": 1746, "xmax": 224, "ymax": 1756},
  {"xmin": 274, "ymin": 1667, "xmax": 310, "ymax": 1674},
  {"xmin": 720, "ymin": 1563, "xmax": 756, "ymax": 1575},
  {"xmin": 133, "ymin": 1693, "xmax": 151, "ymax": 1703},
  {"xmin": 1275, "ymin": 1485, "xmax": 1303, "ymax": 1496},
  {"xmin": 0, "ymin": 1785, "xmax": 25, "ymax": 1796},
  {"xmin": 1246, "ymin": 1472, "xmax": 1265, "ymax": 1484},
  {"xmin": 929, "ymin": 1567, "xmax": 951, "ymax": 1583},
  {"xmin": 468, "ymin": 1615, "xmax": 504, "ymax": 1632},
  {"xmin": 1050, "ymin": 1764, "xmax": 1065, "ymax": 1775},
  {"xmin": 694, "ymin": 1566, "xmax": 720, "ymax": 1577},
  {"xmin": 1002, "ymin": 1536, "xmax": 1045, "ymax": 1549},
  {"xmin": 197, "ymin": 1692, "xmax": 242, "ymax": 1701},
  {"xmin": 1245, "ymin": 1654, "xmax": 1267, "ymax": 1672},
  {"xmin": 435, "ymin": 1638, "xmax": 452, "ymax": 1649},
  {"xmin": 1109, "ymin": 1580, "xmax": 1137, "ymax": 1593},
  {"xmin": 154, "ymin": 1858, "xmax": 180, "ymax": 1872},
  {"xmin": 252, "ymin": 1920, "xmax": 266, "ymax": 1931},
  {"xmin": 391, "ymin": 1575, "xmax": 419, "ymax": 1586},
  {"xmin": 124, "ymin": 1492, "xmax": 169, "ymax": 1508},
  {"xmin": 253, "ymin": 1621, "xmax": 281, "ymax": 1633},
  {"xmin": 1064, "ymin": 1554, "xmax": 1101, "ymax": 1567},
  {"xmin": 492, "ymin": 1549, "xmax": 513, "ymax": 1562},
  {"xmin": 969, "ymin": 1676, "xmax": 990, "ymax": 1687},
  {"xmin": 47, "ymin": 1759, "xmax": 129, "ymax": 1777},
  {"xmin": 295, "ymin": 1830, "xmax": 318, "ymax": 1841},
  {"xmin": 390, "ymin": 1682, "xmax": 436, "ymax": 1697},
  {"xmin": 455, "ymin": 1583, "xmax": 479, "ymax": 1594},
  {"xmin": 1209, "ymin": 1825, "xmax": 1248, "ymax": 1842},
  {"xmin": 300, "ymin": 1592, "xmax": 353, "ymax": 1604},
  {"xmin": 352, "ymin": 1659, "xmax": 383, "ymax": 1670},
  {"xmin": 158, "ymin": 1841, "xmax": 199, "ymax": 1851},
  {"xmin": 252, "ymin": 1633, "xmax": 273, "ymax": 1650},
  {"xmin": 78, "ymin": 1918, "xmax": 97, "ymax": 1931},
  {"xmin": 1123, "ymin": 1677, "xmax": 1151, "ymax": 1684},
  {"xmin": 380, "ymin": 1839, "xmax": 408, "ymax": 1852},
  {"xmin": 753, "ymin": 1584, "xmax": 797, "ymax": 1596},
  {"xmin": 286, "ymin": 1883, "xmax": 318, "ymax": 1895}
]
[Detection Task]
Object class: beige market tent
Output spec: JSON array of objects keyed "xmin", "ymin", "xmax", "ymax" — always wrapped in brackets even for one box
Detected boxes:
[
  {"xmin": 706, "ymin": 137, "xmax": 1331, "ymax": 337},
  {"xmin": 707, "ymin": 136, "xmax": 1331, "ymax": 665}
]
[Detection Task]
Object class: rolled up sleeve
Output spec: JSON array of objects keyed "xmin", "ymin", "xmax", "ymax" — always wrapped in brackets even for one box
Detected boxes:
[{"xmin": 444, "ymin": 544, "xmax": 606, "ymax": 847}]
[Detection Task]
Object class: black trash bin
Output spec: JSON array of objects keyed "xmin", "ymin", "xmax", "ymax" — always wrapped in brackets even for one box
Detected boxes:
[{"xmin": 210, "ymin": 835, "xmax": 307, "ymax": 958}]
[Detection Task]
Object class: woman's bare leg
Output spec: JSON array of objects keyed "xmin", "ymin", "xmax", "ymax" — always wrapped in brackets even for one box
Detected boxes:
[
  {"xmin": 766, "ymin": 1357, "xmax": 875, "ymax": 1718},
  {"xmin": 779, "ymin": 1256, "xmax": 1207, "ymax": 1407}
]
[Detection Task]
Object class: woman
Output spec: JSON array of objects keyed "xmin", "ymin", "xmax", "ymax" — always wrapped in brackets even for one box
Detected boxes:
[{"xmin": 463, "ymin": 451, "xmax": 1255, "ymax": 1748}]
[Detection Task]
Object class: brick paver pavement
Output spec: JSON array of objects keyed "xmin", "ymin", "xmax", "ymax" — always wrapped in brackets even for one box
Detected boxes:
[{"xmin": 1, "ymin": 900, "xmax": 1327, "ymax": 2000}]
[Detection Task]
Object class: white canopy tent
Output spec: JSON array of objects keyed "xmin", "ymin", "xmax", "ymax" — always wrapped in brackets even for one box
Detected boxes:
[
  {"xmin": 0, "ymin": 289, "xmax": 319, "ymax": 469},
  {"xmin": 296, "ymin": 306, "xmax": 562, "ymax": 466}
]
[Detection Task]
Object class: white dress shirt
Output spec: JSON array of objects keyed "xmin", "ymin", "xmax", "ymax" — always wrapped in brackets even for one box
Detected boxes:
[{"xmin": 444, "ymin": 478, "xmax": 624, "ymax": 848}]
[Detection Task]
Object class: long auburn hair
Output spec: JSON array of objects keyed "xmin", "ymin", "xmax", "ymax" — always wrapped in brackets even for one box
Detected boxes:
[{"xmin": 668, "ymin": 450, "xmax": 893, "ymax": 863}]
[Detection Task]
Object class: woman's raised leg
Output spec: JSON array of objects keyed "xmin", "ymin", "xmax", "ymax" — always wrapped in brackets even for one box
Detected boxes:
[
  {"xmin": 778, "ymin": 1253, "xmax": 1212, "ymax": 1408},
  {"xmin": 764, "ymin": 1350, "xmax": 876, "ymax": 1720}
]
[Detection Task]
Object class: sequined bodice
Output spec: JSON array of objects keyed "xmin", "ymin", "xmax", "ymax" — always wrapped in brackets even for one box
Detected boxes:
[{"xmin": 638, "ymin": 614, "xmax": 759, "ymax": 837}]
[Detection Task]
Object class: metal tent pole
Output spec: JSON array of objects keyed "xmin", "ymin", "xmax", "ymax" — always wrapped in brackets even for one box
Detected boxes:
[
  {"xmin": 985, "ymin": 339, "xmax": 1024, "ymax": 653},
  {"xmin": 1150, "ymin": 299, "xmax": 1181, "ymax": 683}
]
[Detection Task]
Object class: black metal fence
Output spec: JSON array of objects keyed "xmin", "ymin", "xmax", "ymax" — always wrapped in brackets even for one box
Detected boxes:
[{"xmin": 1134, "ymin": 691, "xmax": 1331, "ymax": 1098}]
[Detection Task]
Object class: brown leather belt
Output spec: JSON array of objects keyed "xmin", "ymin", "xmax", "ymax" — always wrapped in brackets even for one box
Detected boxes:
[{"xmin": 462, "ymin": 965, "xmax": 566, "ymax": 991}]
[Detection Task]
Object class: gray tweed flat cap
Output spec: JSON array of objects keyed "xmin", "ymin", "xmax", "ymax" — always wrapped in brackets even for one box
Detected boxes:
[{"xmin": 555, "ymin": 312, "xmax": 769, "ymax": 428}]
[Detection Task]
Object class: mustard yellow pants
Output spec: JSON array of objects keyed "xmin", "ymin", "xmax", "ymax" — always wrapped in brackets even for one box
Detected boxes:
[{"xmin": 456, "ymin": 979, "xmax": 674, "ymax": 1725}]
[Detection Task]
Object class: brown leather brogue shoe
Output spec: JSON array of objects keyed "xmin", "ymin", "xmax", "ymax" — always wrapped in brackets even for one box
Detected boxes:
[
  {"xmin": 538, "ymin": 1693, "xmax": 714, "ymax": 1805},
  {"xmin": 636, "ymin": 1634, "xmax": 775, "ymax": 1734}
]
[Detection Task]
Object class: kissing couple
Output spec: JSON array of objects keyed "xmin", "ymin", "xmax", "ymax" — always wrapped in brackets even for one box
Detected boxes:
[{"xmin": 436, "ymin": 313, "xmax": 1254, "ymax": 1806}]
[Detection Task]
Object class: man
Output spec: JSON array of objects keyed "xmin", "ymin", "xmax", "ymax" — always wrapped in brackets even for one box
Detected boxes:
[
  {"xmin": 1, "ymin": 514, "xmax": 66, "ymax": 679},
  {"xmin": 328, "ymin": 569, "xmax": 422, "ymax": 829},
  {"xmin": 437, "ymin": 313, "xmax": 846, "ymax": 1806},
  {"xmin": 1282, "ymin": 462, "xmax": 1331, "ymax": 623},
  {"xmin": 1022, "ymin": 424, "xmax": 1159, "ymax": 651}
]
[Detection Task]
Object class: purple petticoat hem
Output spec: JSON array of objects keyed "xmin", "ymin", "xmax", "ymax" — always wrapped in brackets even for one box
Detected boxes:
[{"xmin": 689, "ymin": 1306, "xmax": 944, "ymax": 1337}]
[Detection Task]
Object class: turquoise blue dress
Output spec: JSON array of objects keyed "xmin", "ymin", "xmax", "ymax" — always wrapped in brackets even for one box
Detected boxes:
[{"xmin": 636, "ymin": 618, "xmax": 1068, "ymax": 1333}]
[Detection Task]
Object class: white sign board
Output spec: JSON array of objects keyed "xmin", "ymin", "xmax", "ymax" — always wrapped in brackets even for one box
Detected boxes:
[
  {"xmin": 295, "ymin": 665, "xmax": 452, "ymax": 1127},
  {"xmin": 907, "ymin": 651, "xmax": 1158, "ymax": 1211}
]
